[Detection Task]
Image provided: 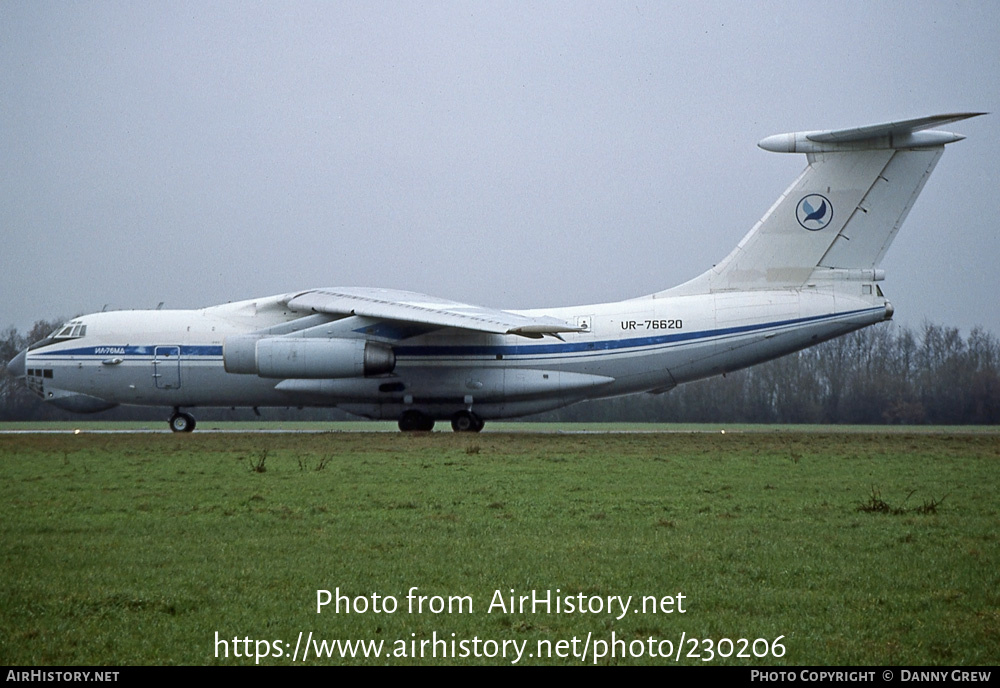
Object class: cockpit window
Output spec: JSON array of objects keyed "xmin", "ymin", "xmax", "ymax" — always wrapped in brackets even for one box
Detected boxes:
[
  {"xmin": 51, "ymin": 322, "xmax": 87, "ymax": 339},
  {"xmin": 29, "ymin": 321, "xmax": 87, "ymax": 351}
]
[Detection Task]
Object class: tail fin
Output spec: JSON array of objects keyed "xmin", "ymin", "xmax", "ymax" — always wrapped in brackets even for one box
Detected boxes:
[{"xmin": 663, "ymin": 113, "xmax": 984, "ymax": 295}]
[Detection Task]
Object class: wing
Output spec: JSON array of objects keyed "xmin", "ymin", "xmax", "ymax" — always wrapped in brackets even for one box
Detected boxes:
[{"xmin": 283, "ymin": 287, "xmax": 584, "ymax": 338}]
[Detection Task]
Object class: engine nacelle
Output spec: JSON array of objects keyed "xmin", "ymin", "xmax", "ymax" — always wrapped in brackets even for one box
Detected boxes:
[
  {"xmin": 223, "ymin": 336, "xmax": 395, "ymax": 378},
  {"xmin": 223, "ymin": 335, "xmax": 262, "ymax": 374}
]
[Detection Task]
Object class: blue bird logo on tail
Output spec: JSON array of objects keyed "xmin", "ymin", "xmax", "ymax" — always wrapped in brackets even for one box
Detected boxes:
[{"xmin": 796, "ymin": 194, "xmax": 833, "ymax": 230}]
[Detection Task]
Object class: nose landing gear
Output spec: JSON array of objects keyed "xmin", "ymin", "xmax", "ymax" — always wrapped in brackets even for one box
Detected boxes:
[{"xmin": 169, "ymin": 409, "xmax": 196, "ymax": 433}]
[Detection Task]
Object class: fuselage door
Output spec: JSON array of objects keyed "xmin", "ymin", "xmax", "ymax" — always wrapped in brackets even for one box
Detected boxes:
[{"xmin": 153, "ymin": 346, "xmax": 181, "ymax": 389}]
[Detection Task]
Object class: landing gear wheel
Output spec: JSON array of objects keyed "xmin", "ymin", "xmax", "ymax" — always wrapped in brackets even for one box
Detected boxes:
[
  {"xmin": 451, "ymin": 410, "xmax": 484, "ymax": 433},
  {"xmin": 169, "ymin": 412, "xmax": 196, "ymax": 433},
  {"xmin": 398, "ymin": 410, "xmax": 434, "ymax": 432}
]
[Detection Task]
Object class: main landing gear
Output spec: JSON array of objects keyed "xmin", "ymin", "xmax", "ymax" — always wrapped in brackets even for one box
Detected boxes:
[
  {"xmin": 450, "ymin": 410, "xmax": 484, "ymax": 433},
  {"xmin": 397, "ymin": 410, "xmax": 485, "ymax": 432},
  {"xmin": 398, "ymin": 410, "xmax": 435, "ymax": 432},
  {"xmin": 169, "ymin": 408, "xmax": 196, "ymax": 433}
]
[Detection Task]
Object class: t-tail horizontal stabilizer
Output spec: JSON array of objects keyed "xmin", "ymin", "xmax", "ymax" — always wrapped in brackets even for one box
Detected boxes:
[
  {"xmin": 758, "ymin": 113, "xmax": 984, "ymax": 153},
  {"xmin": 665, "ymin": 112, "xmax": 984, "ymax": 295}
]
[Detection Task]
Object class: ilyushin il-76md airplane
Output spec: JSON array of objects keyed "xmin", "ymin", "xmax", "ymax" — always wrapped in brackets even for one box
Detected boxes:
[{"xmin": 8, "ymin": 113, "xmax": 983, "ymax": 432}]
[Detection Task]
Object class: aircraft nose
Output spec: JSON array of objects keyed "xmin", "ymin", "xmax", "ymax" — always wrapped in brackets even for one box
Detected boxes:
[{"xmin": 7, "ymin": 349, "xmax": 26, "ymax": 378}]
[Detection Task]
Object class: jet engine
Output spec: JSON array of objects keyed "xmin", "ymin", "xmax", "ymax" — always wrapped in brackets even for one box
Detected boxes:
[{"xmin": 223, "ymin": 336, "xmax": 395, "ymax": 378}]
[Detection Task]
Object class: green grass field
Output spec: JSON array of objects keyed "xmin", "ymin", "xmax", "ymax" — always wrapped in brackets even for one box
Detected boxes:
[{"xmin": 1, "ymin": 427, "xmax": 997, "ymax": 665}]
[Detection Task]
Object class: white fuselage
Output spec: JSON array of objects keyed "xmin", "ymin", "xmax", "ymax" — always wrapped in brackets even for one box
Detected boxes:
[{"xmin": 21, "ymin": 285, "xmax": 889, "ymax": 421}]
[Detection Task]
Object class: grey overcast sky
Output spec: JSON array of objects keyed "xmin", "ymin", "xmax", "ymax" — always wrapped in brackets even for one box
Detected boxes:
[{"xmin": 2, "ymin": 2, "xmax": 998, "ymax": 336}]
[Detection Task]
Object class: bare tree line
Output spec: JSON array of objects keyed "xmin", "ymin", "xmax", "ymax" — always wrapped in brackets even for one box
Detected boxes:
[
  {"xmin": 546, "ymin": 323, "xmax": 1000, "ymax": 424},
  {"xmin": 2, "ymin": 319, "xmax": 998, "ymax": 424}
]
